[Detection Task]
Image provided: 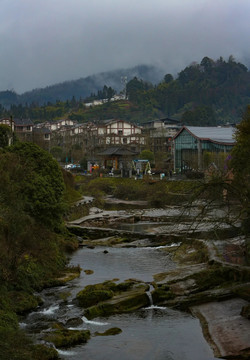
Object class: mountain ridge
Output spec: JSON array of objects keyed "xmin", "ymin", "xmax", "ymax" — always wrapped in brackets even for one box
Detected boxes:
[{"xmin": 0, "ymin": 64, "xmax": 165, "ymax": 107}]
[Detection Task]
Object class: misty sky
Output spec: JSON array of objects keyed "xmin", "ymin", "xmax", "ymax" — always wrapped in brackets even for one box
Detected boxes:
[{"xmin": 1, "ymin": 0, "xmax": 250, "ymax": 93}]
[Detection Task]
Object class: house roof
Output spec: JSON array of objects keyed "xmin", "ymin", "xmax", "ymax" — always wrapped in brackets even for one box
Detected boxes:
[
  {"xmin": 33, "ymin": 127, "xmax": 51, "ymax": 134},
  {"xmin": 14, "ymin": 118, "xmax": 34, "ymax": 126},
  {"xmin": 98, "ymin": 146, "xmax": 139, "ymax": 156},
  {"xmin": 98, "ymin": 119, "xmax": 141, "ymax": 129},
  {"xmin": 141, "ymin": 117, "xmax": 180, "ymax": 127},
  {"xmin": 174, "ymin": 126, "xmax": 235, "ymax": 145}
]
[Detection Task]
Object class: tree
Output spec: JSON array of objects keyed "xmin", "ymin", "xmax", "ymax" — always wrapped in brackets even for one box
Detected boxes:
[
  {"xmin": 50, "ymin": 146, "xmax": 63, "ymax": 161},
  {"xmin": 138, "ymin": 149, "xmax": 155, "ymax": 164},
  {"xmin": 230, "ymin": 105, "xmax": 250, "ymax": 233},
  {"xmin": 126, "ymin": 77, "xmax": 152, "ymax": 103},
  {"xmin": 0, "ymin": 124, "xmax": 12, "ymax": 148},
  {"xmin": 164, "ymin": 74, "xmax": 174, "ymax": 84},
  {"xmin": 7, "ymin": 142, "xmax": 65, "ymax": 230},
  {"xmin": 200, "ymin": 56, "xmax": 214, "ymax": 73},
  {"xmin": 181, "ymin": 105, "xmax": 216, "ymax": 126}
]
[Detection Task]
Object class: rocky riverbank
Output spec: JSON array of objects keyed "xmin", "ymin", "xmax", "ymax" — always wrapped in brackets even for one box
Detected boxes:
[{"xmin": 67, "ymin": 201, "xmax": 250, "ymax": 359}]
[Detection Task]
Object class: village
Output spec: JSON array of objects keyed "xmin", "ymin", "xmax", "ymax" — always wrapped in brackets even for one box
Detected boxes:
[{"xmin": 0, "ymin": 115, "xmax": 235, "ymax": 178}]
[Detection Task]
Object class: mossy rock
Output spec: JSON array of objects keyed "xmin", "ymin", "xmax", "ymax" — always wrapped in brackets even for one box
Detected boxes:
[
  {"xmin": 84, "ymin": 269, "xmax": 94, "ymax": 275},
  {"xmin": 77, "ymin": 280, "xmax": 149, "ymax": 319},
  {"xmin": 77, "ymin": 289, "xmax": 114, "ymax": 307},
  {"xmin": 43, "ymin": 329, "xmax": 90, "ymax": 348},
  {"xmin": 76, "ymin": 280, "xmax": 137, "ymax": 308},
  {"xmin": 56, "ymin": 266, "xmax": 81, "ymax": 283},
  {"xmin": 65, "ymin": 317, "xmax": 84, "ymax": 327},
  {"xmin": 114, "ymin": 281, "xmax": 135, "ymax": 292},
  {"xmin": 59, "ymin": 291, "xmax": 71, "ymax": 302},
  {"xmin": 95, "ymin": 327, "xmax": 122, "ymax": 336},
  {"xmin": 31, "ymin": 344, "xmax": 59, "ymax": 360},
  {"xmin": 84, "ymin": 289, "xmax": 149, "ymax": 319},
  {"xmin": 191, "ymin": 265, "xmax": 245, "ymax": 291},
  {"xmin": 152, "ymin": 285, "xmax": 175, "ymax": 303},
  {"xmin": 172, "ymin": 241, "xmax": 209, "ymax": 264},
  {"xmin": 233, "ymin": 283, "xmax": 250, "ymax": 300}
]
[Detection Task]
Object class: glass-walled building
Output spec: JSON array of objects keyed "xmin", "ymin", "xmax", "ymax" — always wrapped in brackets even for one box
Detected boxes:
[{"xmin": 173, "ymin": 126, "xmax": 235, "ymax": 173}]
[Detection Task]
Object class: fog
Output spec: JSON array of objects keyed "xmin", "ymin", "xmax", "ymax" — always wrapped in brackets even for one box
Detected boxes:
[{"xmin": 0, "ymin": 0, "xmax": 249, "ymax": 93}]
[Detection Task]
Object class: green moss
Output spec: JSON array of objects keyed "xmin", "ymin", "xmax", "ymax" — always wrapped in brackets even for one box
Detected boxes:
[
  {"xmin": 172, "ymin": 241, "xmax": 209, "ymax": 264},
  {"xmin": 0, "ymin": 310, "xmax": 19, "ymax": 331},
  {"xmin": 233, "ymin": 283, "xmax": 250, "ymax": 301},
  {"xmin": 84, "ymin": 292, "xmax": 149, "ymax": 319},
  {"xmin": 192, "ymin": 266, "xmax": 243, "ymax": 291},
  {"xmin": 43, "ymin": 329, "xmax": 90, "ymax": 348},
  {"xmin": 152, "ymin": 285, "xmax": 175, "ymax": 303},
  {"xmin": 59, "ymin": 291, "xmax": 71, "ymax": 302},
  {"xmin": 31, "ymin": 344, "xmax": 59, "ymax": 360},
  {"xmin": 95, "ymin": 327, "xmax": 122, "ymax": 336},
  {"xmin": 84, "ymin": 269, "xmax": 94, "ymax": 275},
  {"xmin": 76, "ymin": 280, "xmax": 139, "ymax": 308},
  {"xmin": 8, "ymin": 291, "xmax": 42, "ymax": 314},
  {"xmin": 0, "ymin": 327, "xmax": 57, "ymax": 360},
  {"xmin": 114, "ymin": 281, "xmax": 135, "ymax": 292},
  {"xmin": 77, "ymin": 289, "xmax": 114, "ymax": 308}
]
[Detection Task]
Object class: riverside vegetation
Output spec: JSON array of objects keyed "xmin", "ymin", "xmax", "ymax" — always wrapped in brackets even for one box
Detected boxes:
[{"xmin": 0, "ymin": 142, "xmax": 82, "ymax": 360}]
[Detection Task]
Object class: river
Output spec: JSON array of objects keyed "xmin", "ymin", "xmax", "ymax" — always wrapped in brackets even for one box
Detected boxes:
[{"xmin": 22, "ymin": 244, "xmax": 220, "ymax": 360}]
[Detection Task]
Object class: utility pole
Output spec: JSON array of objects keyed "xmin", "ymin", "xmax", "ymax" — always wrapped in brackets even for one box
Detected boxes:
[{"xmin": 121, "ymin": 76, "xmax": 127, "ymax": 99}]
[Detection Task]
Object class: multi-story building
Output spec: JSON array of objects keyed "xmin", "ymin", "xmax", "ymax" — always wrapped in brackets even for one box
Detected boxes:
[
  {"xmin": 96, "ymin": 119, "xmax": 145, "ymax": 150},
  {"xmin": 142, "ymin": 117, "xmax": 181, "ymax": 154}
]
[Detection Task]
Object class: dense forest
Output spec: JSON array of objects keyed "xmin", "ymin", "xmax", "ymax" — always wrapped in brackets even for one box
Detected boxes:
[
  {"xmin": 124, "ymin": 56, "xmax": 250, "ymax": 124},
  {"xmin": 0, "ymin": 56, "xmax": 250, "ymax": 125}
]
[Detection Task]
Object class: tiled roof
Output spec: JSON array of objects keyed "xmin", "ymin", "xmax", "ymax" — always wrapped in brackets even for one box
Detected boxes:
[
  {"xmin": 33, "ymin": 127, "xmax": 51, "ymax": 134},
  {"xmin": 98, "ymin": 147, "xmax": 139, "ymax": 156},
  {"xmin": 13, "ymin": 118, "xmax": 34, "ymax": 126}
]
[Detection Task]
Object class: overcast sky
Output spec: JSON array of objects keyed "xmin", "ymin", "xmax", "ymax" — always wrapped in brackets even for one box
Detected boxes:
[{"xmin": 0, "ymin": 0, "xmax": 250, "ymax": 93}]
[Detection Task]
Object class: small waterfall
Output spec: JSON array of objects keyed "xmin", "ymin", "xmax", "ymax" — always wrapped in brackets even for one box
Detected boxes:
[
  {"xmin": 82, "ymin": 316, "xmax": 109, "ymax": 326},
  {"xmin": 146, "ymin": 284, "xmax": 154, "ymax": 306},
  {"xmin": 39, "ymin": 304, "xmax": 59, "ymax": 315},
  {"xmin": 146, "ymin": 284, "xmax": 166, "ymax": 310}
]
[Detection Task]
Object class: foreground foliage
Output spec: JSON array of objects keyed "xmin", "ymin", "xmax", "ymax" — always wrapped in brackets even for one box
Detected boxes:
[{"xmin": 0, "ymin": 142, "xmax": 78, "ymax": 359}]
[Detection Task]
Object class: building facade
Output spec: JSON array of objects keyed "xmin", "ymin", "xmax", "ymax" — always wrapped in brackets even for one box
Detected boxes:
[{"xmin": 174, "ymin": 126, "xmax": 235, "ymax": 173}]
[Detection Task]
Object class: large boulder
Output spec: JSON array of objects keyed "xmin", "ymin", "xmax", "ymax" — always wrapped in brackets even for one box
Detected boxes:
[{"xmin": 76, "ymin": 280, "xmax": 150, "ymax": 319}]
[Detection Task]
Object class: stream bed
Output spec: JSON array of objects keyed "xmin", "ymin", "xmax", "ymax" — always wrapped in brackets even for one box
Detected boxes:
[{"xmin": 22, "ymin": 245, "xmax": 221, "ymax": 360}]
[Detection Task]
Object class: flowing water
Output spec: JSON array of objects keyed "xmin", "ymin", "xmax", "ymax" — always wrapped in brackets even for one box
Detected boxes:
[{"xmin": 22, "ymin": 245, "xmax": 220, "ymax": 360}]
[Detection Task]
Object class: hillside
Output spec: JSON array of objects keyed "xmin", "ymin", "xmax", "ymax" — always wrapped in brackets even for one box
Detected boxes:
[
  {"xmin": 1, "ymin": 56, "xmax": 250, "ymax": 125},
  {"xmin": 0, "ymin": 65, "xmax": 165, "ymax": 107},
  {"xmin": 124, "ymin": 56, "xmax": 250, "ymax": 124}
]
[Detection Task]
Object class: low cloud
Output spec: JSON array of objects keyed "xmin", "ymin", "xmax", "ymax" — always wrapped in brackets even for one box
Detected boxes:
[{"xmin": 0, "ymin": 0, "xmax": 249, "ymax": 93}]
